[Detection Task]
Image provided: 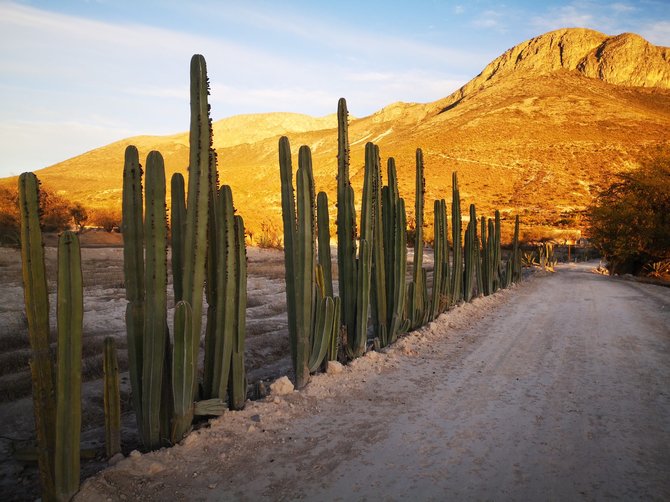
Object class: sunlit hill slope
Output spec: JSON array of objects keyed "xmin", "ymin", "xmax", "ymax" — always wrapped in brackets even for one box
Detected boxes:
[{"xmin": 2, "ymin": 28, "xmax": 669, "ymax": 243}]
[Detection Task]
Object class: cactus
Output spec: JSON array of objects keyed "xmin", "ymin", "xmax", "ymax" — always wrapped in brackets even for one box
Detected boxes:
[
  {"xmin": 171, "ymin": 173, "xmax": 186, "ymax": 302},
  {"xmin": 381, "ymin": 158, "xmax": 409, "ymax": 345},
  {"xmin": 430, "ymin": 199, "xmax": 445, "ymax": 320},
  {"xmin": 450, "ymin": 172, "xmax": 463, "ymax": 304},
  {"xmin": 103, "ymin": 337, "xmax": 121, "ymax": 459},
  {"xmin": 121, "ymin": 145, "xmax": 145, "ymax": 440},
  {"xmin": 493, "ymin": 210, "xmax": 502, "ymax": 291},
  {"xmin": 408, "ymin": 148, "xmax": 427, "ymax": 329},
  {"xmin": 142, "ymin": 151, "xmax": 168, "ymax": 450},
  {"xmin": 54, "ymin": 231, "xmax": 83, "ymax": 502},
  {"xmin": 335, "ymin": 98, "xmax": 372, "ymax": 359},
  {"xmin": 228, "ymin": 214, "xmax": 247, "ymax": 410},
  {"xmin": 512, "ymin": 215, "xmax": 521, "ymax": 282},
  {"xmin": 18, "ymin": 172, "xmax": 57, "ymax": 500},
  {"xmin": 279, "ymin": 138, "xmax": 339, "ymax": 385},
  {"xmin": 367, "ymin": 143, "xmax": 388, "ymax": 345}
]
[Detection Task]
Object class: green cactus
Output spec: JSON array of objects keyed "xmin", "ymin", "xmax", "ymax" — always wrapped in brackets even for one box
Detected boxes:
[
  {"xmin": 431, "ymin": 199, "xmax": 451, "ymax": 319},
  {"xmin": 54, "ymin": 230, "xmax": 83, "ymax": 502},
  {"xmin": 367, "ymin": 143, "xmax": 388, "ymax": 346},
  {"xmin": 103, "ymin": 337, "xmax": 121, "ymax": 459},
  {"xmin": 18, "ymin": 172, "xmax": 57, "ymax": 500},
  {"xmin": 121, "ymin": 145, "xmax": 145, "ymax": 440},
  {"xmin": 450, "ymin": 172, "xmax": 463, "ymax": 304},
  {"xmin": 409, "ymin": 148, "xmax": 427, "ymax": 329},
  {"xmin": 228, "ymin": 214, "xmax": 247, "ymax": 410},
  {"xmin": 335, "ymin": 98, "xmax": 372, "ymax": 359},
  {"xmin": 381, "ymin": 158, "xmax": 409, "ymax": 345},
  {"xmin": 142, "ymin": 151, "xmax": 168, "ymax": 450},
  {"xmin": 493, "ymin": 210, "xmax": 502, "ymax": 291},
  {"xmin": 279, "ymin": 137, "xmax": 340, "ymax": 385},
  {"xmin": 512, "ymin": 215, "xmax": 521, "ymax": 282},
  {"xmin": 171, "ymin": 173, "xmax": 186, "ymax": 302}
]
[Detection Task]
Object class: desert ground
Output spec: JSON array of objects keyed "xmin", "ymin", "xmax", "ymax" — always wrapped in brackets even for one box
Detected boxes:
[{"xmin": 74, "ymin": 262, "xmax": 670, "ymax": 501}]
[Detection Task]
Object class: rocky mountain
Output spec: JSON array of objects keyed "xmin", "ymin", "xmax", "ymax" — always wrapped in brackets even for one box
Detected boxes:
[{"xmin": 2, "ymin": 28, "xmax": 669, "ymax": 243}]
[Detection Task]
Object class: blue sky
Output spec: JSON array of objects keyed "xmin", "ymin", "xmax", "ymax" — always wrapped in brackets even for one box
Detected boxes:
[{"xmin": 1, "ymin": 0, "xmax": 669, "ymax": 178}]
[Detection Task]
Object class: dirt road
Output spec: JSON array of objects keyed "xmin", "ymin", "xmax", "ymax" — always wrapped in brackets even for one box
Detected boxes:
[{"xmin": 77, "ymin": 263, "xmax": 670, "ymax": 501}]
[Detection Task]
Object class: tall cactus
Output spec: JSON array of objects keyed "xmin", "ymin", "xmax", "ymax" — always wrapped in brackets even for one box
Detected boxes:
[
  {"xmin": 279, "ymin": 137, "xmax": 339, "ymax": 386},
  {"xmin": 103, "ymin": 337, "xmax": 121, "ymax": 459},
  {"xmin": 512, "ymin": 215, "xmax": 521, "ymax": 283},
  {"xmin": 381, "ymin": 158, "xmax": 409, "ymax": 346},
  {"xmin": 121, "ymin": 145, "xmax": 144, "ymax": 440},
  {"xmin": 430, "ymin": 199, "xmax": 450, "ymax": 319},
  {"xmin": 408, "ymin": 148, "xmax": 427, "ymax": 329},
  {"xmin": 142, "ymin": 152, "xmax": 168, "ymax": 450},
  {"xmin": 54, "ymin": 230, "xmax": 83, "ymax": 502},
  {"xmin": 493, "ymin": 210, "xmax": 502, "ymax": 292},
  {"xmin": 171, "ymin": 173, "xmax": 186, "ymax": 302},
  {"xmin": 335, "ymin": 98, "xmax": 372, "ymax": 359},
  {"xmin": 18, "ymin": 172, "xmax": 56, "ymax": 500},
  {"xmin": 367, "ymin": 143, "xmax": 388, "ymax": 346},
  {"xmin": 450, "ymin": 172, "xmax": 463, "ymax": 304}
]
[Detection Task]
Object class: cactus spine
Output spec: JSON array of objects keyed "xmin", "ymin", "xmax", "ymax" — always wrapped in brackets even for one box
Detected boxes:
[
  {"xmin": 103, "ymin": 337, "xmax": 121, "ymax": 459},
  {"xmin": 450, "ymin": 172, "xmax": 463, "ymax": 304},
  {"xmin": 18, "ymin": 172, "xmax": 57, "ymax": 500},
  {"xmin": 54, "ymin": 230, "xmax": 83, "ymax": 501}
]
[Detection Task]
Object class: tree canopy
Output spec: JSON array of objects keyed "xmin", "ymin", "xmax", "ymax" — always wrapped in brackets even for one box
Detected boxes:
[{"xmin": 588, "ymin": 149, "xmax": 670, "ymax": 275}]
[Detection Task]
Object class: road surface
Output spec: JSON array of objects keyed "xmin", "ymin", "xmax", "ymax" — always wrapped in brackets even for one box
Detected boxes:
[{"xmin": 77, "ymin": 263, "xmax": 670, "ymax": 501}]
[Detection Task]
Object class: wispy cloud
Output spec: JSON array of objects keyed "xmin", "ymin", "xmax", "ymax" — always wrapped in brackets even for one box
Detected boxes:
[
  {"xmin": 472, "ymin": 10, "xmax": 506, "ymax": 30},
  {"xmin": 642, "ymin": 20, "xmax": 670, "ymax": 45}
]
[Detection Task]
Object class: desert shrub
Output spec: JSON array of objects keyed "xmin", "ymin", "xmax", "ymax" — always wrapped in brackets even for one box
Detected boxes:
[
  {"xmin": 69, "ymin": 202, "xmax": 88, "ymax": 232},
  {"xmin": 256, "ymin": 220, "xmax": 283, "ymax": 249},
  {"xmin": 0, "ymin": 186, "xmax": 20, "ymax": 246},
  {"xmin": 39, "ymin": 188, "xmax": 72, "ymax": 232},
  {"xmin": 587, "ymin": 149, "xmax": 670, "ymax": 275},
  {"xmin": 92, "ymin": 208, "xmax": 121, "ymax": 232}
]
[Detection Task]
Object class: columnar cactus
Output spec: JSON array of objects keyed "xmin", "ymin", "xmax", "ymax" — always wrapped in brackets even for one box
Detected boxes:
[
  {"xmin": 335, "ymin": 98, "xmax": 372, "ymax": 359},
  {"xmin": 381, "ymin": 158, "xmax": 409, "ymax": 346},
  {"xmin": 409, "ymin": 148, "xmax": 427, "ymax": 329},
  {"xmin": 18, "ymin": 172, "xmax": 57, "ymax": 500},
  {"xmin": 512, "ymin": 215, "xmax": 522, "ymax": 282},
  {"xmin": 430, "ymin": 199, "xmax": 445, "ymax": 320},
  {"xmin": 142, "ymin": 151, "xmax": 168, "ymax": 450},
  {"xmin": 463, "ymin": 206, "xmax": 476, "ymax": 302},
  {"xmin": 103, "ymin": 337, "xmax": 121, "ymax": 459},
  {"xmin": 450, "ymin": 172, "xmax": 463, "ymax": 304},
  {"xmin": 279, "ymin": 137, "xmax": 339, "ymax": 386},
  {"xmin": 54, "ymin": 230, "xmax": 83, "ymax": 502}
]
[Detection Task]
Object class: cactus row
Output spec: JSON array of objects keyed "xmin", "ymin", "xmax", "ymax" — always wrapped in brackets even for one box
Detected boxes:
[
  {"xmin": 279, "ymin": 137, "xmax": 340, "ymax": 388},
  {"xmin": 121, "ymin": 54, "xmax": 247, "ymax": 449}
]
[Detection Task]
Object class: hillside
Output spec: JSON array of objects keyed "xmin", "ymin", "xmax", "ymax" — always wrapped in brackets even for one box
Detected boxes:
[{"xmin": 2, "ymin": 28, "xmax": 669, "ymax": 243}]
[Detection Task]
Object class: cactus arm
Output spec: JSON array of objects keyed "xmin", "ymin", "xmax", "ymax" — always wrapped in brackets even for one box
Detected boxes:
[
  {"xmin": 170, "ymin": 173, "xmax": 186, "ymax": 303},
  {"xmin": 228, "ymin": 214, "xmax": 247, "ymax": 410},
  {"xmin": 450, "ymin": 172, "xmax": 463, "ymax": 304},
  {"xmin": 171, "ymin": 300, "xmax": 194, "ymax": 443},
  {"xmin": 54, "ymin": 230, "xmax": 83, "ymax": 501},
  {"xmin": 317, "ymin": 192, "xmax": 334, "ymax": 299}
]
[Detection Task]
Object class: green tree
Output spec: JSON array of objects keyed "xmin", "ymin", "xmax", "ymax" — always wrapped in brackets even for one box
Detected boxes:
[{"xmin": 588, "ymin": 150, "xmax": 670, "ymax": 275}]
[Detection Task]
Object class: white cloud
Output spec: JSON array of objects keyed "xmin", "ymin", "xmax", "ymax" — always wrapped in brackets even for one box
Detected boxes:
[
  {"xmin": 610, "ymin": 2, "xmax": 635, "ymax": 14},
  {"xmin": 531, "ymin": 5, "xmax": 595, "ymax": 31},
  {"xmin": 642, "ymin": 20, "xmax": 670, "ymax": 45}
]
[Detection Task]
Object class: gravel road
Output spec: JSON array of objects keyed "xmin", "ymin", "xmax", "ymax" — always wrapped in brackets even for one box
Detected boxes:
[{"xmin": 77, "ymin": 263, "xmax": 670, "ymax": 501}]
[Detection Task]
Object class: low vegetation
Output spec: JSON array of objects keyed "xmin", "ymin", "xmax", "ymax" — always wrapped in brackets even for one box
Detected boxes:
[{"xmin": 587, "ymin": 149, "xmax": 670, "ymax": 275}]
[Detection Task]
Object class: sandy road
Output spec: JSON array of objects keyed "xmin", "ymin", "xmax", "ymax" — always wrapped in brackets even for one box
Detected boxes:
[{"xmin": 77, "ymin": 263, "xmax": 670, "ymax": 501}]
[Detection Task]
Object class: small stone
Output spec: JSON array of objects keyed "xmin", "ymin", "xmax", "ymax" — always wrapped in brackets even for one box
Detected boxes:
[
  {"xmin": 269, "ymin": 376, "xmax": 294, "ymax": 396},
  {"xmin": 147, "ymin": 461, "xmax": 165, "ymax": 475},
  {"xmin": 108, "ymin": 453, "xmax": 125, "ymax": 466},
  {"xmin": 247, "ymin": 425, "xmax": 256, "ymax": 433},
  {"xmin": 250, "ymin": 414, "xmax": 261, "ymax": 423},
  {"xmin": 273, "ymin": 396, "xmax": 282, "ymax": 404},
  {"xmin": 129, "ymin": 450, "xmax": 142, "ymax": 458},
  {"xmin": 326, "ymin": 361, "xmax": 344, "ymax": 374},
  {"xmin": 208, "ymin": 484, "xmax": 217, "ymax": 489}
]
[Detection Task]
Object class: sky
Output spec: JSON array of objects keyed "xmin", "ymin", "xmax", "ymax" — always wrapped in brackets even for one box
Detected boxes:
[{"xmin": 1, "ymin": 0, "xmax": 669, "ymax": 178}]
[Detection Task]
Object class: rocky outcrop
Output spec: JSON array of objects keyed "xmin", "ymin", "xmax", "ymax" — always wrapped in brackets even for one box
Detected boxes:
[{"xmin": 440, "ymin": 28, "xmax": 670, "ymax": 109}]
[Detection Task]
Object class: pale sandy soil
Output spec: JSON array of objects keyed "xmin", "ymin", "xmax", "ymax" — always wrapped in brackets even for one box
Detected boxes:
[{"xmin": 72, "ymin": 262, "xmax": 670, "ymax": 501}]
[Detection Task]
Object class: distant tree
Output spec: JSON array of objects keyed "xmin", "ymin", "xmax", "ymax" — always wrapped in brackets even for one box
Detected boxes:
[
  {"xmin": 587, "ymin": 149, "xmax": 670, "ymax": 275},
  {"xmin": 69, "ymin": 203, "xmax": 88, "ymax": 232},
  {"xmin": 39, "ymin": 189, "xmax": 71, "ymax": 232},
  {"xmin": 0, "ymin": 186, "xmax": 20, "ymax": 246},
  {"xmin": 92, "ymin": 208, "xmax": 121, "ymax": 232}
]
